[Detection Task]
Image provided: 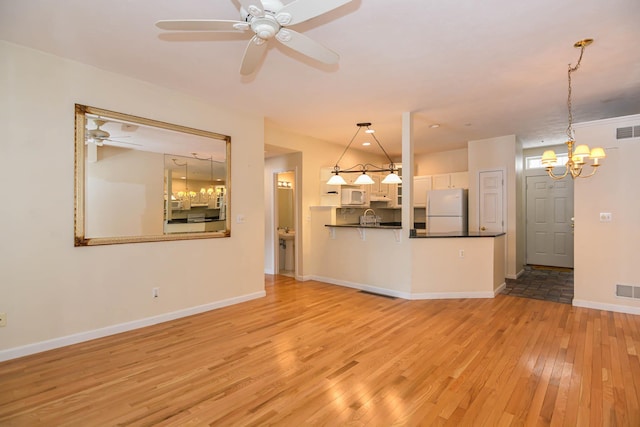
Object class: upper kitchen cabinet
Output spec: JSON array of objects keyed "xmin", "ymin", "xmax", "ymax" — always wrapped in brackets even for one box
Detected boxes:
[
  {"xmin": 413, "ymin": 175, "xmax": 433, "ymax": 207},
  {"xmin": 432, "ymin": 172, "xmax": 469, "ymax": 190}
]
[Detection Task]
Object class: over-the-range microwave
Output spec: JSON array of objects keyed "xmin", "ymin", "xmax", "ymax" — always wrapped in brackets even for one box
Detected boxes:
[{"xmin": 341, "ymin": 188, "xmax": 367, "ymax": 205}]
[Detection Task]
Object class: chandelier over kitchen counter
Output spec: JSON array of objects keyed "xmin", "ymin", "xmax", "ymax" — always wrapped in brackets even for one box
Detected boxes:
[{"xmin": 327, "ymin": 122, "xmax": 401, "ymax": 185}]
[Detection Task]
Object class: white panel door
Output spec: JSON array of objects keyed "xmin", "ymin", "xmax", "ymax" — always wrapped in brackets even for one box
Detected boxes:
[
  {"xmin": 526, "ymin": 176, "xmax": 574, "ymax": 267},
  {"xmin": 479, "ymin": 170, "xmax": 504, "ymax": 232}
]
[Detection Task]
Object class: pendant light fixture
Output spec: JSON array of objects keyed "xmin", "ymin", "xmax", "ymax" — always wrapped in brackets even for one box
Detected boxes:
[
  {"xmin": 541, "ymin": 38, "xmax": 606, "ymax": 179},
  {"xmin": 327, "ymin": 122, "xmax": 401, "ymax": 185}
]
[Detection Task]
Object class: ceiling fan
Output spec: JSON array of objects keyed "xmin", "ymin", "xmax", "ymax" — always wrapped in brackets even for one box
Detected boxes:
[
  {"xmin": 156, "ymin": 0, "xmax": 353, "ymax": 75},
  {"xmin": 86, "ymin": 119, "xmax": 139, "ymax": 147}
]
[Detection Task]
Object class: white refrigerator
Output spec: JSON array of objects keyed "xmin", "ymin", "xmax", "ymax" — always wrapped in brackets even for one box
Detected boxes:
[{"xmin": 426, "ymin": 188, "xmax": 468, "ymax": 233}]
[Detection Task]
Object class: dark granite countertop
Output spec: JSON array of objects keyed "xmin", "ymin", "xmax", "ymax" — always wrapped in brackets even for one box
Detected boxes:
[
  {"xmin": 411, "ymin": 230, "xmax": 505, "ymax": 238},
  {"xmin": 325, "ymin": 222, "xmax": 402, "ymax": 230}
]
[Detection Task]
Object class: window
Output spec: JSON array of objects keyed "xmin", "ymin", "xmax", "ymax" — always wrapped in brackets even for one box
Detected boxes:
[{"xmin": 526, "ymin": 153, "xmax": 568, "ymax": 170}]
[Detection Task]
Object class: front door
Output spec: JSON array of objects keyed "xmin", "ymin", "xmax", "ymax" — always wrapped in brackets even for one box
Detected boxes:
[{"xmin": 526, "ymin": 175, "xmax": 574, "ymax": 268}]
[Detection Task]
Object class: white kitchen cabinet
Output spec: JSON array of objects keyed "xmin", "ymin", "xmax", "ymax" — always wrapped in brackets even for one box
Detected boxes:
[
  {"xmin": 369, "ymin": 172, "xmax": 392, "ymax": 202},
  {"xmin": 432, "ymin": 174, "xmax": 451, "ymax": 190},
  {"xmin": 413, "ymin": 175, "xmax": 432, "ymax": 207},
  {"xmin": 432, "ymin": 172, "xmax": 469, "ymax": 190},
  {"xmin": 386, "ymin": 163, "xmax": 402, "ymax": 208},
  {"xmin": 450, "ymin": 171, "xmax": 469, "ymax": 189}
]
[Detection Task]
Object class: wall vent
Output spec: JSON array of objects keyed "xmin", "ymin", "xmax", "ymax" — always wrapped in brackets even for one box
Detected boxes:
[
  {"xmin": 616, "ymin": 284, "xmax": 640, "ymax": 299},
  {"xmin": 616, "ymin": 125, "xmax": 640, "ymax": 140}
]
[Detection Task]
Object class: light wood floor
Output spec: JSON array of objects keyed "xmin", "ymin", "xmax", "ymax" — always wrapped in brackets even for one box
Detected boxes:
[{"xmin": 2, "ymin": 275, "xmax": 640, "ymax": 426}]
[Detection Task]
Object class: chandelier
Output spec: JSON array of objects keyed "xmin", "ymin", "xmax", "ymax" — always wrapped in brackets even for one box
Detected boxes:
[
  {"xmin": 326, "ymin": 122, "xmax": 401, "ymax": 185},
  {"xmin": 541, "ymin": 38, "xmax": 606, "ymax": 179}
]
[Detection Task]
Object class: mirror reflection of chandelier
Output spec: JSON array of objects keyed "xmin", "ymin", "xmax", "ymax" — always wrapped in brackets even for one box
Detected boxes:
[
  {"xmin": 541, "ymin": 38, "xmax": 606, "ymax": 180},
  {"xmin": 326, "ymin": 122, "xmax": 401, "ymax": 186}
]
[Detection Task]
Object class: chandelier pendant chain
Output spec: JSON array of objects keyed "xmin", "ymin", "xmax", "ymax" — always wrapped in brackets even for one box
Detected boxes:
[
  {"xmin": 566, "ymin": 43, "xmax": 586, "ymax": 141},
  {"xmin": 541, "ymin": 38, "xmax": 605, "ymax": 180}
]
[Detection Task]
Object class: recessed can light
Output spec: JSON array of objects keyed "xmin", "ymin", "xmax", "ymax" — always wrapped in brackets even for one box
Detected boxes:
[
  {"xmin": 362, "ymin": 141, "xmax": 371, "ymax": 146},
  {"xmin": 429, "ymin": 124, "xmax": 440, "ymax": 129}
]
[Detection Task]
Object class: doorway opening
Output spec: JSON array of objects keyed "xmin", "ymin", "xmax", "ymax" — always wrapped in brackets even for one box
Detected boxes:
[{"xmin": 275, "ymin": 171, "xmax": 296, "ymax": 277}]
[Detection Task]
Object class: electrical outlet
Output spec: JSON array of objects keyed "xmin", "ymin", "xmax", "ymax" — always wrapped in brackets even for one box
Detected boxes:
[
  {"xmin": 459, "ymin": 249, "xmax": 465, "ymax": 258},
  {"xmin": 599, "ymin": 212, "xmax": 612, "ymax": 222},
  {"xmin": 0, "ymin": 312, "xmax": 6, "ymax": 327},
  {"xmin": 152, "ymin": 288, "xmax": 159, "ymax": 299}
]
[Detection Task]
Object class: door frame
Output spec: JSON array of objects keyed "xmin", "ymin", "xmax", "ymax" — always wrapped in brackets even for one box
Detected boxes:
[{"xmin": 273, "ymin": 168, "xmax": 300, "ymax": 277}]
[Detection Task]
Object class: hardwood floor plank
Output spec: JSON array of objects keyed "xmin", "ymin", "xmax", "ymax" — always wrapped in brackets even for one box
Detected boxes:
[{"xmin": 2, "ymin": 277, "xmax": 640, "ymax": 425}]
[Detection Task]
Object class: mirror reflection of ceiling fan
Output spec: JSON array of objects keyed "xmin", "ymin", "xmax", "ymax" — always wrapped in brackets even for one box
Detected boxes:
[
  {"xmin": 86, "ymin": 119, "xmax": 140, "ymax": 147},
  {"xmin": 156, "ymin": 0, "xmax": 353, "ymax": 76}
]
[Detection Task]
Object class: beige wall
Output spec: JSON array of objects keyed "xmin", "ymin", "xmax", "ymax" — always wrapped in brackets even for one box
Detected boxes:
[
  {"xmin": 414, "ymin": 148, "xmax": 468, "ymax": 175},
  {"xmin": 468, "ymin": 134, "xmax": 523, "ymax": 279},
  {"xmin": 86, "ymin": 146, "xmax": 164, "ymax": 237},
  {"xmin": 572, "ymin": 114, "xmax": 640, "ymax": 313},
  {"xmin": 0, "ymin": 41, "xmax": 265, "ymax": 359}
]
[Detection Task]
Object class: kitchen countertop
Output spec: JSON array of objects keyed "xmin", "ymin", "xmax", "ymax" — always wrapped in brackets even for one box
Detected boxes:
[
  {"xmin": 411, "ymin": 230, "xmax": 505, "ymax": 238},
  {"xmin": 325, "ymin": 222, "xmax": 402, "ymax": 229}
]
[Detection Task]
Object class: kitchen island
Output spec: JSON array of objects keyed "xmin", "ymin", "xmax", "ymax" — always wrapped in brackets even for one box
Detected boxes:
[{"xmin": 310, "ymin": 206, "xmax": 506, "ymax": 299}]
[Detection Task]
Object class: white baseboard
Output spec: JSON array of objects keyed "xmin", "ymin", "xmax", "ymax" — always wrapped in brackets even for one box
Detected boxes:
[
  {"xmin": 494, "ymin": 282, "xmax": 506, "ymax": 295},
  {"xmin": 411, "ymin": 290, "xmax": 496, "ymax": 299},
  {"xmin": 572, "ymin": 299, "xmax": 640, "ymax": 315},
  {"xmin": 506, "ymin": 269, "xmax": 524, "ymax": 280},
  {"xmin": 0, "ymin": 291, "xmax": 266, "ymax": 363},
  {"xmin": 310, "ymin": 275, "xmax": 413, "ymax": 299},
  {"xmin": 310, "ymin": 275, "xmax": 496, "ymax": 300}
]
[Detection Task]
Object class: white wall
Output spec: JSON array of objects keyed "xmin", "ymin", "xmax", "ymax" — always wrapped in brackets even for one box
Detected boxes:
[
  {"xmin": 468, "ymin": 135, "xmax": 523, "ymax": 279},
  {"xmin": 572, "ymin": 114, "xmax": 640, "ymax": 313},
  {"xmin": 0, "ymin": 42, "xmax": 265, "ymax": 359},
  {"xmin": 414, "ymin": 148, "xmax": 468, "ymax": 175}
]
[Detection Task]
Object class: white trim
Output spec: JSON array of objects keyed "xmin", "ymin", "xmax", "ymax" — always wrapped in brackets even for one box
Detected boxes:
[
  {"xmin": 572, "ymin": 299, "xmax": 640, "ymax": 315},
  {"xmin": 310, "ymin": 275, "xmax": 497, "ymax": 300},
  {"xmin": 494, "ymin": 282, "xmax": 507, "ymax": 295},
  {"xmin": 506, "ymin": 269, "xmax": 524, "ymax": 280},
  {"xmin": 572, "ymin": 113, "xmax": 640, "ymax": 130},
  {"xmin": 310, "ymin": 275, "xmax": 413, "ymax": 299},
  {"xmin": 0, "ymin": 291, "xmax": 266, "ymax": 362},
  {"xmin": 411, "ymin": 291, "xmax": 496, "ymax": 299}
]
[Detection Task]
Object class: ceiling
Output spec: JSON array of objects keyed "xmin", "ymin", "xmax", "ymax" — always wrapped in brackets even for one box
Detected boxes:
[{"xmin": 2, "ymin": 0, "xmax": 639, "ymax": 157}]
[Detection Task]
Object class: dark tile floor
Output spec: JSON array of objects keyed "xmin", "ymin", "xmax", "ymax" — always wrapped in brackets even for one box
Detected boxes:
[{"xmin": 501, "ymin": 265, "xmax": 574, "ymax": 304}]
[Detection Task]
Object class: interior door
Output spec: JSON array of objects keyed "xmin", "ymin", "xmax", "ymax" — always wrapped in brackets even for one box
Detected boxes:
[
  {"xmin": 526, "ymin": 175, "xmax": 574, "ymax": 267},
  {"xmin": 478, "ymin": 170, "xmax": 504, "ymax": 232}
]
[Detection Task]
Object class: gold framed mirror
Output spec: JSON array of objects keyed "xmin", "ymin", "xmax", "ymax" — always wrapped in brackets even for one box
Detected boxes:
[{"xmin": 74, "ymin": 104, "xmax": 231, "ymax": 246}]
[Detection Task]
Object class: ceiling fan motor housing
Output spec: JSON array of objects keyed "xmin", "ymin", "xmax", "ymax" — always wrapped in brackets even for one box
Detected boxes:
[{"xmin": 251, "ymin": 16, "xmax": 280, "ymax": 40}]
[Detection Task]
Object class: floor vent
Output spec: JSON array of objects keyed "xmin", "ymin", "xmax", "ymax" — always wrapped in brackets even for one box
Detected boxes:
[
  {"xmin": 616, "ymin": 125, "xmax": 640, "ymax": 140},
  {"xmin": 615, "ymin": 284, "xmax": 640, "ymax": 299},
  {"xmin": 359, "ymin": 290, "xmax": 397, "ymax": 299}
]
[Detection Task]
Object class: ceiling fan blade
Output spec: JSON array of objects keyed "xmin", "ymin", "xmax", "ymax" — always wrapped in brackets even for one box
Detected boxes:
[
  {"xmin": 155, "ymin": 20, "xmax": 248, "ymax": 32},
  {"xmin": 238, "ymin": 0, "xmax": 264, "ymax": 17},
  {"xmin": 276, "ymin": 0, "xmax": 352, "ymax": 26},
  {"xmin": 275, "ymin": 29, "xmax": 339, "ymax": 64},
  {"xmin": 240, "ymin": 36, "xmax": 269, "ymax": 76}
]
